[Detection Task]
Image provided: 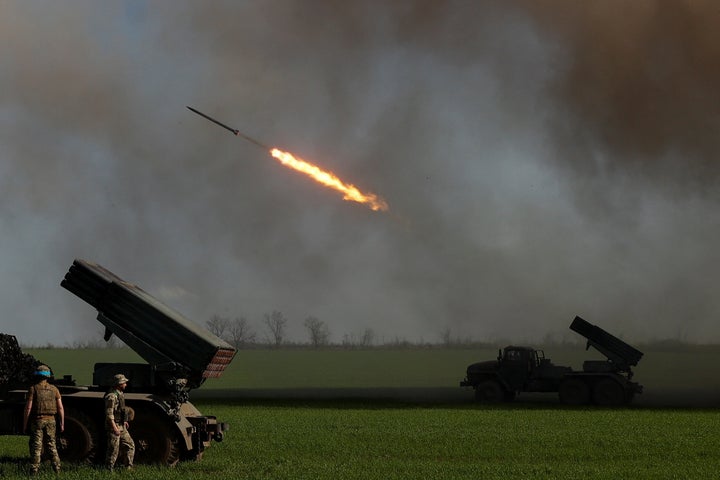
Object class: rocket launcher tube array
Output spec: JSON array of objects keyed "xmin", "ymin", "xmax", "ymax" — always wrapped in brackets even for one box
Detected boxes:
[
  {"xmin": 570, "ymin": 316, "xmax": 643, "ymax": 370},
  {"xmin": 61, "ymin": 259, "xmax": 236, "ymax": 383}
]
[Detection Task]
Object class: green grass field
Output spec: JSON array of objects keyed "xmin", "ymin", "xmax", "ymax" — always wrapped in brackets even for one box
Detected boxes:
[
  {"xmin": 23, "ymin": 345, "xmax": 720, "ymax": 391},
  {"xmin": 2, "ymin": 402, "xmax": 719, "ymax": 479},
  {"xmin": 2, "ymin": 347, "xmax": 718, "ymax": 478}
]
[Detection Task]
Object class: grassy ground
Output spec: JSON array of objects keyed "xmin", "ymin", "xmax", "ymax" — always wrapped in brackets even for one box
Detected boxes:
[
  {"xmin": 4, "ymin": 348, "xmax": 720, "ymax": 478},
  {"xmin": 1, "ymin": 401, "xmax": 719, "ymax": 479}
]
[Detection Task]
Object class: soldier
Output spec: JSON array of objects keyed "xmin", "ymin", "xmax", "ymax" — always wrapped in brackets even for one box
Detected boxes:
[
  {"xmin": 23, "ymin": 364, "xmax": 64, "ymax": 475},
  {"xmin": 104, "ymin": 374, "xmax": 135, "ymax": 471}
]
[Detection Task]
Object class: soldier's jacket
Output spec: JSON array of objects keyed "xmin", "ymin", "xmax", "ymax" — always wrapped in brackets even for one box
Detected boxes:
[
  {"xmin": 27, "ymin": 383, "xmax": 60, "ymax": 416},
  {"xmin": 104, "ymin": 390, "xmax": 126, "ymax": 426}
]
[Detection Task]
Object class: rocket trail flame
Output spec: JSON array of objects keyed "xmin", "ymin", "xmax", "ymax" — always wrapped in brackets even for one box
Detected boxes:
[
  {"xmin": 270, "ymin": 148, "xmax": 389, "ymax": 212},
  {"xmin": 186, "ymin": 107, "xmax": 388, "ymax": 212}
]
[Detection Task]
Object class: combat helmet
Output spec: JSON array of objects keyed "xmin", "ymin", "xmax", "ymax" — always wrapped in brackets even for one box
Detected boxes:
[{"xmin": 34, "ymin": 365, "xmax": 52, "ymax": 377}]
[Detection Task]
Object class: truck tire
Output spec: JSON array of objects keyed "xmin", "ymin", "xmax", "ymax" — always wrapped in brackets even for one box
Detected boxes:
[
  {"xmin": 592, "ymin": 378, "xmax": 625, "ymax": 406},
  {"xmin": 559, "ymin": 378, "xmax": 590, "ymax": 405},
  {"xmin": 131, "ymin": 410, "xmax": 180, "ymax": 466},
  {"xmin": 58, "ymin": 408, "xmax": 99, "ymax": 463},
  {"xmin": 474, "ymin": 380, "xmax": 504, "ymax": 403}
]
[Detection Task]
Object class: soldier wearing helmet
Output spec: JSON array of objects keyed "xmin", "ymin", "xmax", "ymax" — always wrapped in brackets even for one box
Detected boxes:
[
  {"xmin": 23, "ymin": 364, "xmax": 64, "ymax": 475},
  {"xmin": 104, "ymin": 373, "xmax": 135, "ymax": 471}
]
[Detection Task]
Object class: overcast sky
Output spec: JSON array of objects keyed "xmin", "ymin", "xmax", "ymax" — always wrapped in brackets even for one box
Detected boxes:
[{"xmin": 1, "ymin": 1, "xmax": 718, "ymax": 346}]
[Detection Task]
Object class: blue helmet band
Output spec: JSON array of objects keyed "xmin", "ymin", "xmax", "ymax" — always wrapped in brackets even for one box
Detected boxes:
[{"xmin": 35, "ymin": 370, "xmax": 51, "ymax": 377}]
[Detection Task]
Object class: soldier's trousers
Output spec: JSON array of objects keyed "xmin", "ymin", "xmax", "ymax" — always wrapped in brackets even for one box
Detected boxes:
[
  {"xmin": 29, "ymin": 417, "xmax": 60, "ymax": 471},
  {"xmin": 106, "ymin": 426, "xmax": 135, "ymax": 468}
]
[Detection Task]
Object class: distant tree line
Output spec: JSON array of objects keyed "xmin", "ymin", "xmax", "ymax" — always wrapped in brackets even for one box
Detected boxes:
[
  {"xmin": 205, "ymin": 310, "xmax": 335, "ymax": 348},
  {"xmin": 21, "ymin": 317, "xmax": 718, "ymax": 351},
  {"xmin": 205, "ymin": 310, "xmax": 443, "ymax": 349},
  {"xmin": 203, "ymin": 314, "xmax": 498, "ymax": 350}
]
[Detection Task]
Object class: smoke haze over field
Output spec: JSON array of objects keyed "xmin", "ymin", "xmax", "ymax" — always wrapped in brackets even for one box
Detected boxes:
[{"xmin": 1, "ymin": 1, "xmax": 718, "ymax": 346}]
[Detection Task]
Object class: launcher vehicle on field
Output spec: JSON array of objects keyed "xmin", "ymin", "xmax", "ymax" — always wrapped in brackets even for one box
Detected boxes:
[
  {"xmin": 460, "ymin": 316, "xmax": 643, "ymax": 406},
  {"xmin": 0, "ymin": 259, "xmax": 236, "ymax": 465}
]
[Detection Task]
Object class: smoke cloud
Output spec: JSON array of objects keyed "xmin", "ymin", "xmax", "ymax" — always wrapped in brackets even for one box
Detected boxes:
[{"xmin": 1, "ymin": 1, "xmax": 717, "ymax": 346}]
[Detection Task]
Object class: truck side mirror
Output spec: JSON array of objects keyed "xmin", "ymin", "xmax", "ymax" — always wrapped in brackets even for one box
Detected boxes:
[{"xmin": 497, "ymin": 349, "xmax": 502, "ymax": 361}]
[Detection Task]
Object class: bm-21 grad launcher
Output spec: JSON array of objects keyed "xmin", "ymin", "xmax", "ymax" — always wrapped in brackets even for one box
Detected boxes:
[
  {"xmin": 461, "ymin": 316, "xmax": 644, "ymax": 405},
  {"xmin": 15, "ymin": 259, "xmax": 235, "ymax": 465}
]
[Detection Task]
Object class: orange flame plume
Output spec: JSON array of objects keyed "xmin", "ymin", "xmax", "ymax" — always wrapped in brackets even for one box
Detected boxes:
[{"xmin": 270, "ymin": 148, "xmax": 389, "ymax": 212}]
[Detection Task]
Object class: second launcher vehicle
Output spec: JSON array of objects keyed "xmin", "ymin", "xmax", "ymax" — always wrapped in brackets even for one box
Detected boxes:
[{"xmin": 460, "ymin": 316, "xmax": 643, "ymax": 406}]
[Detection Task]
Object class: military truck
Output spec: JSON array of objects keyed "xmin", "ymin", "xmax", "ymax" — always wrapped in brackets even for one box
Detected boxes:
[
  {"xmin": 460, "ymin": 316, "xmax": 643, "ymax": 406},
  {"xmin": 0, "ymin": 259, "xmax": 236, "ymax": 465}
]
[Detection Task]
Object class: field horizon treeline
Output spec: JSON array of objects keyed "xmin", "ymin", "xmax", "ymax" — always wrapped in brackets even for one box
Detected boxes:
[
  {"xmin": 16, "ymin": 335, "xmax": 720, "ymax": 352},
  {"xmin": 12, "ymin": 309, "xmax": 716, "ymax": 350}
]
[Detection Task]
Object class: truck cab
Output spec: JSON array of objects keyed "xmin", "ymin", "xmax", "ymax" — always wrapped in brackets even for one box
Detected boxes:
[
  {"xmin": 461, "ymin": 346, "xmax": 572, "ymax": 401},
  {"xmin": 497, "ymin": 346, "xmax": 536, "ymax": 391}
]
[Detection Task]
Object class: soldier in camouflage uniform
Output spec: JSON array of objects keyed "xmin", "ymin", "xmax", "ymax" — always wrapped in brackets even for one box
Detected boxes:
[
  {"xmin": 104, "ymin": 374, "xmax": 135, "ymax": 471},
  {"xmin": 23, "ymin": 365, "xmax": 64, "ymax": 475}
]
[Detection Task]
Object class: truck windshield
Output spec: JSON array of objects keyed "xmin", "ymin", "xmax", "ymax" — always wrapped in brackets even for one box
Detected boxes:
[{"xmin": 505, "ymin": 350, "xmax": 524, "ymax": 362}]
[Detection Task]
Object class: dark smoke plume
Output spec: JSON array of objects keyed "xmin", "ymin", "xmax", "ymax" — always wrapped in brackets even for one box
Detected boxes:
[{"xmin": 0, "ymin": 1, "xmax": 718, "ymax": 346}]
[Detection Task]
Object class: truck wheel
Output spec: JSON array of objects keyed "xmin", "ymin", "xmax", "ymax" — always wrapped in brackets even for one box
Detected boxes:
[
  {"xmin": 592, "ymin": 378, "xmax": 625, "ymax": 406},
  {"xmin": 475, "ymin": 380, "xmax": 504, "ymax": 403},
  {"xmin": 58, "ymin": 408, "xmax": 98, "ymax": 463},
  {"xmin": 559, "ymin": 379, "xmax": 590, "ymax": 405},
  {"xmin": 131, "ymin": 411, "xmax": 180, "ymax": 466}
]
